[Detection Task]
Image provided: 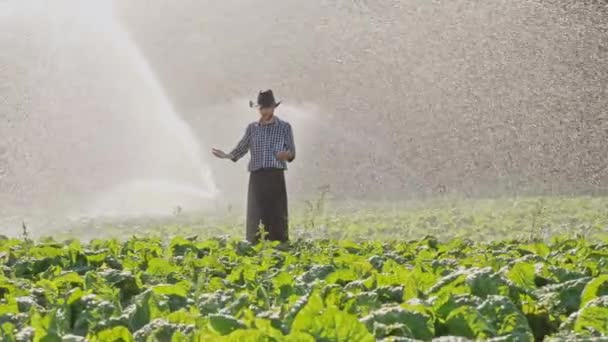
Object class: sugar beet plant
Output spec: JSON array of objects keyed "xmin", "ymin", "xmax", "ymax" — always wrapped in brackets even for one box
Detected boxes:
[{"xmin": 0, "ymin": 234, "xmax": 608, "ymax": 341}]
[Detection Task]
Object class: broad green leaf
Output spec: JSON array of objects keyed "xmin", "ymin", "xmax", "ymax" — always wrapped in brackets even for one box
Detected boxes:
[
  {"xmin": 152, "ymin": 283, "xmax": 189, "ymax": 298},
  {"xmin": 401, "ymin": 300, "xmax": 435, "ymax": 319},
  {"xmin": 127, "ymin": 290, "xmax": 167, "ymax": 331},
  {"xmin": 206, "ymin": 277, "xmax": 225, "ymax": 292},
  {"xmin": 169, "ymin": 237, "xmax": 198, "ymax": 257},
  {"xmin": 433, "ymin": 293, "xmax": 483, "ymax": 320},
  {"xmin": 254, "ymin": 318, "xmax": 284, "ymax": 340},
  {"xmin": 91, "ymin": 326, "xmax": 133, "ymax": 342},
  {"xmin": 465, "ymin": 268, "xmax": 509, "ymax": 299},
  {"xmin": 196, "ymin": 239, "xmax": 221, "ymax": 251},
  {"xmin": 477, "ymin": 295, "xmax": 534, "ymax": 338},
  {"xmin": 131, "ymin": 319, "xmax": 184, "ymax": 341},
  {"xmin": 548, "ymin": 266, "xmax": 587, "ymax": 284},
  {"xmin": 323, "ymin": 285, "xmax": 348, "ymax": 308},
  {"xmin": 326, "ymin": 269, "xmax": 359, "ymax": 285},
  {"xmin": 374, "ymin": 286, "xmax": 404, "ymax": 304},
  {"xmin": 339, "ymin": 241, "xmax": 362, "ymax": 253},
  {"xmin": 31, "ymin": 310, "xmax": 62, "ymax": 342},
  {"xmin": 220, "ymin": 329, "xmax": 274, "ymax": 342},
  {"xmin": 361, "ymin": 306, "xmax": 434, "ymax": 340},
  {"xmin": 66, "ymin": 287, "xmax": 85, "ymax": 306},
  {"xmin": 171, "ymin": 331, "xmax": 191, "ymax": 342},
  {"xmin": 297, "ymin": 265, "xmax": 336, "ymax": 284},
  {"xmin": 537, "ymin": 277, "xmax": 591, "ymax": 315},
  {"xmin": 272, "ymin": 271, "xmax": 295, "ymax": 298},
  {"xmin": 147, "ymin": 258, "xmax": 179, "ymax": 277},
  {"xmin": 283, "ymin": 332, "xmax": 316, "ymax": 342},
  {"xmin": 208, "ymin": 314, "xmax": 246, "ymax": 336},
  {"xmin": 290, "ymin": 291, "xmax": 325, "ymax": 329},
  {"xmin": 445, "ymin": 306, "xmax": 496, "ymax": 339},
  {"xmin": 427, "ymin": 270, "xmax": 469, "ymax": 297},
  {"xmin": 507, "ymin": 262, "xmax": 536, "ymax": 289},
  {"xmin": 196, "ymin": 256, "xmax": 226, "ymax": 274},
  {"xmin": 580, "ymin": 275, "xmax": 608, "ymax": 307},
  {"xmin": 29, "ymin": 246, "xmax": 65, "ymax": 259},
  {"xmin": 52, "ymin": 272, "xmax": 84, "ymax": 290},
  {"xmin": 520, "ymin": 243, "xmax": 550, "ymax": 258},
  {"xmin": 293, "ymin": 307, "xmax": 374, "ymax": 342},
  {"xmin": 1, "ymin": 322, "xmax": 15, "ymax": 341},
  {"xmin": 0, "ymin": 300, "xmax": 18, "ymax": 316},
  {"xmin": 85, "ymin": 250, "xmax": 109, "ymax": 264},
  {"xmin": 334, "ymin": 254, "xmax": 375, "ymax": 275},
  {"xmin": 167, "ymin": 309, "xmax": 198, "ymax": 325},
  {"xmin": 574, "ymin": 296, "xmax": 608, "ymax": 335}
]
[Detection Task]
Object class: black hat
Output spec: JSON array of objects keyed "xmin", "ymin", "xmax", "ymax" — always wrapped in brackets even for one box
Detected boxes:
[{"xmin": 249, "ymin": 89, "xmax": 281, "ymax": 109}]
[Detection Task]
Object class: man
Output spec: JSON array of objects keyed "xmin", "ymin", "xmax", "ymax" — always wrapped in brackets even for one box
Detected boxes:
[{"xmin": 211, "ymin": 90, "xmax": 296, "ymax": 244}]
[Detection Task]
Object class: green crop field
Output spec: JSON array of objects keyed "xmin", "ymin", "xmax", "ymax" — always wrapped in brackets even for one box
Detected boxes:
[{"xmin": 1, "ymin": 197, "xmax": 608, "ymax": 341}]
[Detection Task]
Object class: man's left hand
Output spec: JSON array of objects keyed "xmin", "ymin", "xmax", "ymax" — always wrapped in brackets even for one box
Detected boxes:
[{"xmin": 276, "ymin": 151, "xmax": 293, "ymax": 161}]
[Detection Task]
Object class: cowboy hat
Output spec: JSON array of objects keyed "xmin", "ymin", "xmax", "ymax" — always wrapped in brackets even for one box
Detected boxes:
[{"xmin": 249, "ymin": 89, "xmax": 282, "ymax": 109}]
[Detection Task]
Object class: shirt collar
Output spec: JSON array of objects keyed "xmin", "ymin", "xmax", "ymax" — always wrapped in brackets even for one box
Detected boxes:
[{"xmin": 257, "ymin": 116, "xmax": 279, "ymax": 126}]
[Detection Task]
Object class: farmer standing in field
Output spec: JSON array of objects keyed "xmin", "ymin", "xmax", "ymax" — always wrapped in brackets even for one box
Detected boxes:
[{"xmin": 211, "ymin": 90, "xmax": 296, "ymax": 244}]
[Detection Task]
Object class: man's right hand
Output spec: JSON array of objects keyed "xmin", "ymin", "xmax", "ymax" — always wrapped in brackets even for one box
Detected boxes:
[{"xmin": 212, "ymin": 148, "xmax": 232, "ymax": 159}]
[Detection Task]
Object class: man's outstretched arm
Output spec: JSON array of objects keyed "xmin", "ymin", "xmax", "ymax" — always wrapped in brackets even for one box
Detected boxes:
[{"xmin": 228, "ymin": 124, "xmax": 252, "ymax": 162}]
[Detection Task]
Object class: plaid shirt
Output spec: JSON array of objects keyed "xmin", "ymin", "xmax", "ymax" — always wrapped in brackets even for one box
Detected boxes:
[{"xmin": 229, "ymin": 116, "xmax": 296, "ymax": 171}]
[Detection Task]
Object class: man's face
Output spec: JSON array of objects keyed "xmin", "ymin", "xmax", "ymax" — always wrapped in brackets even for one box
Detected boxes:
[{"xmin": 259, "ymin": 106, "xmax": 275, "ymax": 120}]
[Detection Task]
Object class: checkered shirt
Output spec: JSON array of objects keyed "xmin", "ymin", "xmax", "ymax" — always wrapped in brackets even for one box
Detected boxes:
[{"xmin": 229, "ymin": 116, "xmax": 296, "ymax": 171}]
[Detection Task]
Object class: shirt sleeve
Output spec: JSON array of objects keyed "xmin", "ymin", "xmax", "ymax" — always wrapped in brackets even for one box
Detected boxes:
[
  {"xmin": 284, "ymin": 123, "xmax": 296, "ymax": 162},
  {"xmin": 229, "ymin": 124, "xmax": 252, "ymax": 162}
]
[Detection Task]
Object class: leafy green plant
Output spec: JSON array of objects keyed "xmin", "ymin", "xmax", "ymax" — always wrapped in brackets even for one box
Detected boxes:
[{"xmin": 0, "ymin": 198, "xmax": 606, "ymax": 340}]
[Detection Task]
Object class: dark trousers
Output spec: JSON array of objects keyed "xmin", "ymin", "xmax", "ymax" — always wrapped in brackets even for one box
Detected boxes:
[{"xmin": 246, "ymin": 168, "xmax": 289, "ymax": 244}]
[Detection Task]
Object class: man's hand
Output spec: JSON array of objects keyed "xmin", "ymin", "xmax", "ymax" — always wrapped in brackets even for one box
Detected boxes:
[
  {"xmin": 276, "ymin": 150, "xmax": 293, "ymax": 161},
  {"xmin": 212, "ymin": 148, "xmax": 232, "ymax": 159}
]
